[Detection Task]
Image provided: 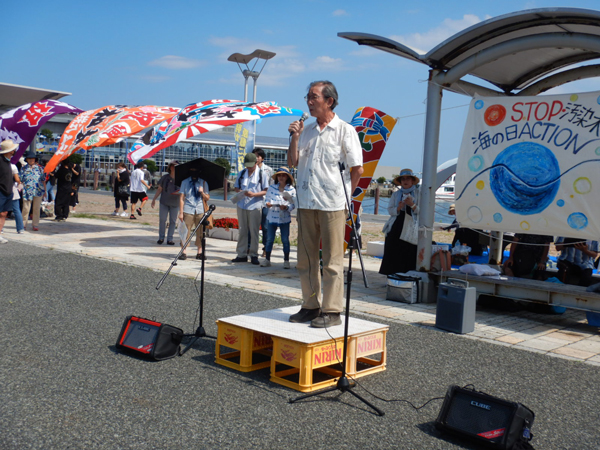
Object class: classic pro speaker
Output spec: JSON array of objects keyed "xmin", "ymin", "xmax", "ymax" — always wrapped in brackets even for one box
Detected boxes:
[
  {"xmin": 435, "ymin": 385, "xmax": 534, "ymax": 449},
  {"xmin": 116, "ymin": 316, "xmax": 183, "ymax": 361}
]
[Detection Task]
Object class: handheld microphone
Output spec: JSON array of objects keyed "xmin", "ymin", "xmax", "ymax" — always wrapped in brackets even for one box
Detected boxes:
[{"xmin": 290, "ymin": 112, "xmax": 309, "ymax": 136}]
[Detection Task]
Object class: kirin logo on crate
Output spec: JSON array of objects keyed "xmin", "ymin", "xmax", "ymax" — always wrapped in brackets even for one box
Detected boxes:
[
  {"xmin": 224, "ymin": 332, "xmax": 239, "ymax": 345},
  {"xmin": 280, "ymin": 343, "xmax": 298, "ymax": 362},
  {"xmin": 280, "ymin": 349, "xmax": 297, "ymax": 362},
  {"xmin": 253, "ymin": 333, "xmax": 272, "ymax": 349},
  {"xmin": 356, "ymin": 333, "xmax": 384, "ymax": 357},
  {"xmin": 314, "ymin": 343, "xmax": 344, "ymax": 367}
]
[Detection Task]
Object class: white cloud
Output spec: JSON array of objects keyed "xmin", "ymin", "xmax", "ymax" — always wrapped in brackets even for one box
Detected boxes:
[
  {"xmin": 148, "ymin": 55, "xmax": 206, "ymax": 70},
  {"xmin": 140, "ymin": 75, "xmax": 171, "ymax": 83},
  {"xmin": 312, "ymin": 56, "xmax": 344, "ymax": 71},
  {"xmin": 390, "ymin": 14, "xmax": 486, "ymax": 54},
  {"xmin": 333, "ymin": 9, "xmax": 347, "ymax": 16}
]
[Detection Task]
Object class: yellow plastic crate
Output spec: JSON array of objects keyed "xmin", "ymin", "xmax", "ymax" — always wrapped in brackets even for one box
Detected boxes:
[
  {"xmin": 215, "ymin": 321, "xmax": 273, "ymax": 372},
  {"xmin": 270, "ymin": 328, "xmax": 387, "ymax": 392},
  {"xmin": 270, "ymin": 336, "xmax": 347, "ymax": 392}
]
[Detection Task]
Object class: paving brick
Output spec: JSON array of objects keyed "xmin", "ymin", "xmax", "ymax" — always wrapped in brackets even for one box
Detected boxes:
[
  {"xmin": 551, "ymin": 346, "xmax": 596, "ymax": 360},
  {"xmin": 516, "ymin": 338, "xmax": 565, "ymax": 352}
]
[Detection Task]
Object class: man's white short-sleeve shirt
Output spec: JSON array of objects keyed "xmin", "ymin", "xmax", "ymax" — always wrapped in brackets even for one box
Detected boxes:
[{"xmin": 295, "ymin": 114, "xmax": 362, "ymax": 211}]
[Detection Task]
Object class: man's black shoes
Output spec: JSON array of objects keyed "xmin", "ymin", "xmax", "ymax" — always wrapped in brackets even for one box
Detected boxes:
[
  {"xmin": 231, "ymin": 257, "xmax": 248, "ymax": 263},
  {"xmin": 289, "ymin": 308, "xmax": 321, "ymax": 323},
  {"xmin": 310, "ymin": 312, "xmax": 342, "ymax": 328},
  {"xmin": 250, "ymin": 256, "xmax": 260, "ymax": 265}
]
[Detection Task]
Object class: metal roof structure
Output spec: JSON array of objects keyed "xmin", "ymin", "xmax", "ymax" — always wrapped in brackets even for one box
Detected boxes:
[
  {"xmin": 0, "ymin": 82, "xmax": 71, "ymax": 110},
  {"xmin": 338, "ymin": 7, "xmax": 600, "ymax": 279},
  {"xmin": 339, "ymin": 8, "xmax": 600, "ymax": 97}
]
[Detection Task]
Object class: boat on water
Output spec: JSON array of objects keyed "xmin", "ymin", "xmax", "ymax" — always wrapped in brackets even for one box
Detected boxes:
[{"xmin": 435, "ymin": 174, "xmax": 455, "ymax": 199}]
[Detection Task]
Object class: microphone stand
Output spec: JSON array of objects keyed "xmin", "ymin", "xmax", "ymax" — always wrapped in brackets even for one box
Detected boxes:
[
  {"xmin": 156, "ymin": 205, "xmax": 217, "ymax": 355},
  {"xmin": 289, "ymin": 163, "xmax": 384, "ymax": 416}
]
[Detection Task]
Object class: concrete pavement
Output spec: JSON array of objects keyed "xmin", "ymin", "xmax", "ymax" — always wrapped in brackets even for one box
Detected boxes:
[{"xmin": 2, "ymin": 215, "xmax": 599, "ymax": 366}]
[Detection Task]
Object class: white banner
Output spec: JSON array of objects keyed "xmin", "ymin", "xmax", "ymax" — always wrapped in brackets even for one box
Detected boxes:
[{"xmin": 456, "ymin": 91, "xmax": 600, "ymax": 239}]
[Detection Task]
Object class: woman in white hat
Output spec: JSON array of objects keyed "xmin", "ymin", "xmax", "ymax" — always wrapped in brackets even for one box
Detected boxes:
[
  {"xmin": 379, "ymin": 168, "xmax": 420, "ymax": 275},
  {"xmin": 0, "ymin": 140, "xmax": 19, "ymax": 242},
  {"xmin": 261, "ymin": 167, "xmax": 296, "ymax": 268}
]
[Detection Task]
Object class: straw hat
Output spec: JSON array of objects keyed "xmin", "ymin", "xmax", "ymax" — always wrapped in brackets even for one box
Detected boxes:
[
  {"xmin": 448, "ymin": 203, "xmax": 456, "ymax": 213},
  {"xmin": 272, "ymin": 166, "xmax": 294, "ymax": 185},
  {"xmin": 393, "ymin": 168, "xmax": 420, "ymax": 185},
  {"xmin": 0, "ymin": 139, "xmax": 18, "ymax": 154}
]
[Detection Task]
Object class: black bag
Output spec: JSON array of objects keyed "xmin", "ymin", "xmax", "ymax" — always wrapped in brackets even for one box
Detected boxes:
[
  {"xmin": 116, "ymin": 316, "xmax": 183, "ymax": 361},
  {"xmin": 118, "ymin": 184, "xmax": 130, "ymax": 196},
  {"xmin": 436, "ymin": 385, "xmax": 534, "ymax": 449}
]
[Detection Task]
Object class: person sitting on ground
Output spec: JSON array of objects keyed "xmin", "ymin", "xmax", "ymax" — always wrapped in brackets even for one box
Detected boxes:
[
  {"xmin": 129, "ymin": 161, "xmax": 151, "ymax": 219},
  {"xmin": 261, "ymin": 167, "xmax": 296, "ymax": 269},
  {"xmin": 112, "ymin": 162, "xmax": 130, "ymax": 217},
  {"xmin": 20, "ymin": 151, "xmax": 46, "ymax": 231},
  {"xmin": 555, "ymin": 237, "xmax": 599, "ymax": 287},
  {"xmin": 503, "ymin": 233, "xmax": 553, "ymax": 280},
  {"xmin": 152, "ymin": 161, "xmax": 180, "ymax": 245},
  {"xmin": 178, "ymin": 166, "xmax": 209, "ymax": 260}
]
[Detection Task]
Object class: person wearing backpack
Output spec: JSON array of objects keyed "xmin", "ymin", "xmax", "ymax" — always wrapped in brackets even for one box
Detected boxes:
[{"xmin": 231, "ymin": 153, "xmax": 269, "ymax": 265}]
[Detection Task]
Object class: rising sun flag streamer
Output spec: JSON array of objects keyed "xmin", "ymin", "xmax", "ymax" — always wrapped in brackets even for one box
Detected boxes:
[
  {"xmin": 456, "ymin": 91, "xmax": 600, "ymax": 240},
  {"xmin": 344, "ymin": 107, "xmax": 398, "ymax": 250},
  {"xmin": 127, "ymin": 100, "xmax": 304, "ymax": 164},
  {"xmin": 0, "ymin": 100, "xmax": 83, "ymax": 164},
  {"xmin": 45, "ymin": 105, "xmax": 180, "ymax": 173}
]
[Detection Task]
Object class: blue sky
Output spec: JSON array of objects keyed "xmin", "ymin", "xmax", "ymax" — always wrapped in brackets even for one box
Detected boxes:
[{"xmin": 4, "ymin": 0, "xmax": 600, "ymax": 173}]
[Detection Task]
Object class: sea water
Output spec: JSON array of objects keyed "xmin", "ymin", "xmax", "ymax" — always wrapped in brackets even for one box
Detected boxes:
[
  {"xmin": 211, "ymin": 191, "xmax": 455, "ymax": 224},
  {"xmin": 361, "ymin": 197, "xmax": 455, "ymax": 224}
]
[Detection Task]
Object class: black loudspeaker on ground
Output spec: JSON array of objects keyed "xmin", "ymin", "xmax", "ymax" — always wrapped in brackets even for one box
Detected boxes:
[
  {"xmin": 116, "ymin": 316, "xmax": 183, "ymax": 361},
  {"xmin": 435, "ymin": 385, "xmax": 535, "ymax": 449}
]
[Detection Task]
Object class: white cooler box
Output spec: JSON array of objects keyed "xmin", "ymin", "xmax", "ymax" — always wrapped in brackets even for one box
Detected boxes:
[{"xmin": 386, "ymin": 273, "xmax": 422, "ymax": 303}]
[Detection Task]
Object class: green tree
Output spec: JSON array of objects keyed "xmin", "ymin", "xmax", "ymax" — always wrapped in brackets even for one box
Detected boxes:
[
  {"xmin": 40, "ymin": 128, "xmax": 54, "ymax": 140},
  {"xmin": 376, "ymin": 176, "xmax": 387, "ymax": 184},
  {"xmin": 143, "ymin": 159, "xmax": 158, "ymax": 174},
  {"xmin": 67, "ymin": 154, "xmax": 84, "ymax": 165},
  {"xmin": 213, "ymin": 157, "xmax": 231, "ymax": 177}
]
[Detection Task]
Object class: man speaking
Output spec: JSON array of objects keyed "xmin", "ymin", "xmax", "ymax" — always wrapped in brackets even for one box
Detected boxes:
[{"xmin": 287, "ymin": 80, "xmax": 363, "ymax": 328}]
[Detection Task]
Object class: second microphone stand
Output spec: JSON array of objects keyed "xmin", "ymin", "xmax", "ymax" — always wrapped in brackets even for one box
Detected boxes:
[
  {"xmin": 289, "ymin": 163, "xmax": 384, "ymax": 416},
  {"xmin": 156, "ymin": 205, "xmax": 217, "ymax": 355}
]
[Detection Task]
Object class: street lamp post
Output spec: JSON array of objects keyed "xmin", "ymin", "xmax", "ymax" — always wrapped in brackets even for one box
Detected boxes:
[{"xmin": 227, "ymin": 49, "xmax": 276, "ymax": 102}]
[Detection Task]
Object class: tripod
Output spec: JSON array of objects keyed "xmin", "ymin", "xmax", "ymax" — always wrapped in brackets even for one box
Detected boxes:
[
  {"xmin": 289, "ymin": 164, "xmax": 384, "ymax": 416},
  {"xmin": 156, "ymin": 205, "xmax": 217, "ymax": 355}
]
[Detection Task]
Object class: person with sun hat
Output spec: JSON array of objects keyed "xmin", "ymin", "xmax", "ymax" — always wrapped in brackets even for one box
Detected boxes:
[
  {"xmin": 379, "ymin": 168, "xmax": 420, "ymax": 275},
  {"xmin": 0, "ymin": 139, "xmax": 19, "ymax": 242}
]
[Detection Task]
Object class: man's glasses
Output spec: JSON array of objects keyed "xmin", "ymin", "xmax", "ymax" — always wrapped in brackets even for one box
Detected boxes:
[{"xmin": 304, "ymin": 94, "xmax": 322, "ymax": 102}]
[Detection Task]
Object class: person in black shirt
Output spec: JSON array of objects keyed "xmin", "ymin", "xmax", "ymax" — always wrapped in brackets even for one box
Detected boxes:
[{"xmin": 54, "ymin": 160, "xmax": 74, "ymax": 221}]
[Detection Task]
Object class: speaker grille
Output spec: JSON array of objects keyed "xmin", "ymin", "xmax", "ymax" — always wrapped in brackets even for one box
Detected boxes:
[
  {"xmin": 121, "ymin": 320, "xmax": 160, "ymax": 353},
  {"xmin": 445, "ymin": 390, "xmax": 515, "ymax": 442}
]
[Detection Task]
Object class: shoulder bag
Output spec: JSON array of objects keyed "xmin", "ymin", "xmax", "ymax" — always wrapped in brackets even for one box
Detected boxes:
[
  {"xmin": 399, "ymin": 211, "xmax": 418, "ymax": 245},
  {"xmin": 202, "ymin": 198, "xmax": 214, "ymax": 229}
]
